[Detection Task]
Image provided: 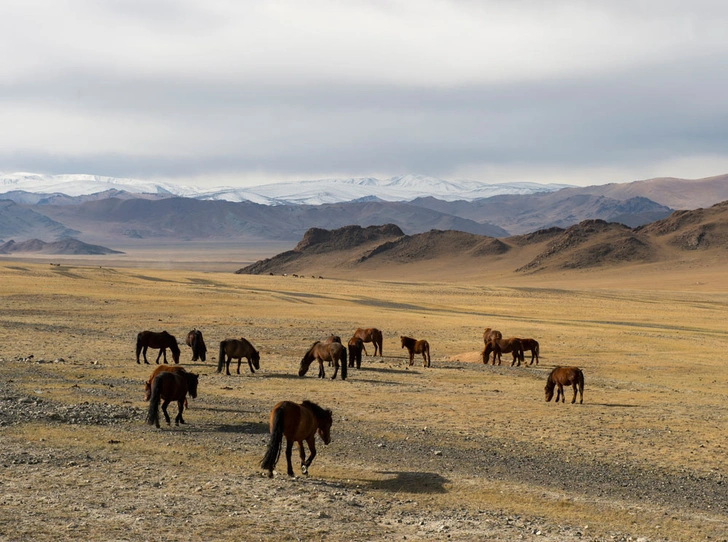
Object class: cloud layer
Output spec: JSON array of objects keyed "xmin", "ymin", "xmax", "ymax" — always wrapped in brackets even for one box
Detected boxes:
[{"xmin": 1, "ymin": 1, "xmax": 727, "ymax": 186}]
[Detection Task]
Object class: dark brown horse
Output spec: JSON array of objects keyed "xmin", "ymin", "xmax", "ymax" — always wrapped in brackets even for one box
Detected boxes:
[
  {"xmin": 515, "ymin": 338, "xmax": 540, "ymax": 365},
  {"xmin": 185, "ymin": 329, "xmax": 207, "ymax": 362},
  {"xmin": 217, "ymin": 338, "xmax": 260, "ymax": 375},
  {"xmin": 348, "ymin": 336, "xmax": 365, "ymax": 369},
  {"xmin": 400, "ymin": 336, "xmax": 431, "ymax": 367},
  {"xmin": 260, "ymin": 400, "xmax": 333, "ymax": 477},
  {"xmin": 482, "ymin": 337, "xmax": 525, "ymax": 366},
  {"xmin": 482, "ymin": 328, "xmax": 503, "ymax": 363},
  {"xmin": 144, "ymin": 365, "xmax": 191, "ymax": 409},
  {"xmin": 298, "ymin": 341, "xmax": 347, "ymax": 380},
  {"xmin": 545, "ymin": 366, "xmax": 584, "ymax": 404},
  {"xmin": 352, "ymin": 327, "xmax": 383, "ymax": 356},
  {"xmin": 136, "ymin": 331, "xmax": 181, "ymax": 365},
  {"xmin": 145, "ymin": 369, "xmax": 199, "ymax": 428}
]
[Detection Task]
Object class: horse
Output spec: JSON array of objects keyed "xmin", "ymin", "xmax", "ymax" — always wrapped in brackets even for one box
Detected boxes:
[
  {"xmin": 145, "ymin": 369, "xmax": 199, "ymax": 428},
  {"xmin": 482, "ymin": 328, "xmax": 503, "ymax": 363},
  {"xmin": 260, "ymin": 400, "xmax": 333, "ymax": 477},
  {"xmin": 298, "ymin": 341, "xmax": 347, "ymax": 380},
  {"xmin": 144, "ymin": 365, "xmax": 191, "ymax": 409},
  {"xmin": 482, "ymin": 337, "xmax": 525, "ymax": 366},
  {"xmin": 545, "ymin": 366, "xmax": 584, "ymax": 404},
  {"xmin": 217, "ymin": 338, "xmax": 260, "ymax": 375},
  {"xmin": 515, "ymin": 338, "xmax": 540, "ymax": 365},
  {"xmin": 400, "ymin": 336, "xmax": 431, "ymax": 367},
  {"xmin": 185, "ymin": 329, "xmax": 207, "ymax": 362},
  {"xmin": 136, "ymin": 331, "xmax": 181, "ymax": 365},
  {"xmin": 352, "ymin": 327, "xmax": 383, "ymax": 356},
  {"xmin": 347, "ymin": 336, "xmax": 365, "ymax": 369},
  {"xmin": 323, "ymin": 335, "xmax": 341, "ymax": 366}
]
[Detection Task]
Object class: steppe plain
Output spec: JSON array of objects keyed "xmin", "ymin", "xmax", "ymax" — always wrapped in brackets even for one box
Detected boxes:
[{"xmin": 1, "ymin": 248, "xmax": 728, "ymax": 542}]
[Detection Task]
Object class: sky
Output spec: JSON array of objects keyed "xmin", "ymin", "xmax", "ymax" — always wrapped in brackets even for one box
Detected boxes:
[{"xmin": 1, "ymin": 0, "xmax": 727, "ymax": 188}]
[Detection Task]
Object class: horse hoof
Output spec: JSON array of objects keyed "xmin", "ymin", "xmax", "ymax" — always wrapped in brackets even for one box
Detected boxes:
[{"xmin": 301, "ymin": 464, "xmax": 308, "ymax": 475}]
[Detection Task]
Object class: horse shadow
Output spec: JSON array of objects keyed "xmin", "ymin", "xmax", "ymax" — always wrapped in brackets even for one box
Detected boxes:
[
  {"xmin": 213, "ymin": 421, "xmax": 269, "ymax": 435},
  {"xmin": 358, "ymin": 366, "xmax": 416, "ymax": 375},
  {"xmin": 360, "ymin": 471, "xmax": 449, "ymax": 494}
]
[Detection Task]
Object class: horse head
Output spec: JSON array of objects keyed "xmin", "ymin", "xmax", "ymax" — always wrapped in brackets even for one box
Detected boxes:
[
  {"xmin": 317, "ymin": 409, "xmax": 333, "ymax": 445},
  {"xmin": 544, "ymin": 375, "xmax": 555, "ymax": 402},
  {"xmin": 252, "ymin": 349, "xmax": 261, "ymax": 370},
  {"xmin": 187, "ymin": 373, "xmax": 199, "ymax": 399}
]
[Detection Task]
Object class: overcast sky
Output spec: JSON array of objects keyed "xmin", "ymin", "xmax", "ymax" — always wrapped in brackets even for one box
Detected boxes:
[{"xmin": 1, "ymin": 0, "xmax": 727, "ymax": 188}]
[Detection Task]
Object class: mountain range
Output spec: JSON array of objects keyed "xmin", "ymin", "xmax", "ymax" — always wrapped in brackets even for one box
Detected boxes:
[{"xmin": 1, "ymin": 172, "xmax": 727, "ymax": 250}]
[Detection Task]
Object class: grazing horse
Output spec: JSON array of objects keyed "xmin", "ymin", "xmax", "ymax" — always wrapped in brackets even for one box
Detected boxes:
[
  {"xmin": 347, "ymin": 336, "xmax": 365, "ymax": 369},
  {"xmin": 185, "ymin": 329, "xmax": 207, "ymax": 362},
  {"xmin": 136, "ymin": 331, "xmax": 181, "ymax": 365},
  {"xmin": 515, "ymin": 338, "xmax": 540, "ymax": 365},
  {"xmin": 299, "ymin": 341, "xmax": 347, "ymax": 380},
  {"xmin": 545, "ymin": 366, "xmax": 584, "ymax": 404},
  {"xmin": 144, "ymin": 365, "xmax": 191, "ymax": 409},
  {"xmin": 400, "ymin": 336, "xmax": 431, "ymax": 367},
  {"xmin": 145, "ymin": 370, "xmax": 199, "ymax": 428},
  {"xmin": 482, "ymin": 328, "xmax": 503, "ymax": 363},
  {"xmin": 482, "ymin": 337, "xmax": 525, "ymax": 366},
  {"xmin": 260, "ymin": 400, "xmax": 332, "ymax": 477},
  {"xmin": 352, "ymin": 327, "xmax": 383, "ymax": 356},
  {"xmin": 217, "ymin": 338, "xmax": 260, "ymax": 375}
]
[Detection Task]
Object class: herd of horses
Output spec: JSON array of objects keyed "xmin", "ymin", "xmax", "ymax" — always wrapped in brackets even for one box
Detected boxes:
[{"xmin": 139, "ymin": 325, "xmax": 584, "ymax": 477}]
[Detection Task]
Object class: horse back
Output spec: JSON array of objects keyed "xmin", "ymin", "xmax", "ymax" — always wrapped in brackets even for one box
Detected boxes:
[{"xmin": 273, "ymin": 401, "xmax": 316, "ymax": 441}]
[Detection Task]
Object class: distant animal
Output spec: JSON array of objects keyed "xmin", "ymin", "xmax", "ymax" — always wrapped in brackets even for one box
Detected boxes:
[
  {"xmin": 217, "ymin": 338, "xmax": 260, "ymax": 375},
  {"xmin": 352, "ymin": 327, "xmax": 383, "ymax": 356},
  {"xmin": 136, "ymin": 331, "xmax": 181, "ymax": 365},
  {"xmin": 482, "ymin": 337, "xmax": 525, "ymax": 366},
  {"xmin": 298, "ymin": 341, "xmax": 347, "ymax": 380},
  {"xmin": 515, "ymin": 338, "xmax": 540, "ymax": 365},
  {"xmin": 260, "ymin": 400, "xmax": 333, "ymax": 477},
  {"xmin": 545, "ymin": 366, "xmax": 584, "ymax": 404},
  {"xmin": 144, "ymin": 365, "xmax": 191, "ymax": 409},
  {"xmin": 482, "ymin": 328, "xmax": 503, "ymax": 363},
  {"xmin": 400, "ymin": 336, "xmax": 431, "ymax": 367},
  {"xmin": 145, "ymin": 369, "xmax": 199, "ymax": 428},
  {"xmin": 347, "ymin": 336, "xmax": 365, "ymax": 369},
  {"xmin": 185, "ymin": 329, "xmax": 207, "ymax": 362}
]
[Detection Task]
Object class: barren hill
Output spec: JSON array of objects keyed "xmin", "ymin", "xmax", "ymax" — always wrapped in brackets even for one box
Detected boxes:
[
  {"xmin": 237, "ymin": 202, "xmax": 728, "ymax": 279},
  {"xmin": 0, "ymin": 238, "xmax": 122, "ymax": 255}
]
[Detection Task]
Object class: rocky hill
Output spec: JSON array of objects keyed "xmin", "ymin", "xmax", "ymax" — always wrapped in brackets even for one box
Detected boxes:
[{"xmin": 0, "ymin": 238, "xmax": 122, "ymax": 255}]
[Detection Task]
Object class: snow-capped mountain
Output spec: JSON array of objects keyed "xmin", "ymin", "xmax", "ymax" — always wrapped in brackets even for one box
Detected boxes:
[{"xmin": 0, "ymin": 172, "xmax": 571, "ymax": 205}]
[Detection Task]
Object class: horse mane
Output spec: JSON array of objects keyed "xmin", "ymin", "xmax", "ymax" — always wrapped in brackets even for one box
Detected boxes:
[
  {"xmin": 400, "ymin": 336, "xmax": 415, "ymax": 348},
  {"xmin": 301, "ymin": 400, "xmax": 331, "ymax": 420}
]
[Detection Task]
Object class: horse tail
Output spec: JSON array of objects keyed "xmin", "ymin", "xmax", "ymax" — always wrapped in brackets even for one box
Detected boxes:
[
  {"xmin": 260, "ymin": 407, "xmax": 285, "ymax": 473},
  {"xmin": 217, "ymin": 341, "xmax": 225, "ymax": 373},
  {"xmin": 426, "ymin": 342, "xmax": 431, "ymax": 365},
  {"xmin": 578, "ymin": 369, "xmax": 585, "ymax": 393},
  {"xmin": 135, "ymin": 332, "xmax": 142, "ymax": 363},
  {"xmin": 146, "ymin": 374, "xmax": 163, "ymax": 426},
  {"xmin": 481, "ymin": 343, "xmax": 490, "ymax": 364}
]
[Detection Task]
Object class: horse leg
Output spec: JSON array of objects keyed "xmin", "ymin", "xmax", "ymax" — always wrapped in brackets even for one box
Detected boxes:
[
  {"xmin": 225, "ymin": 358, "xmax": 231, "ymax": 376},
  {"xmin": 142, "ymin": 346, "xmax": 150, "ymax": 365},
  {"xmin": 236, "ymin": 357, "xmax": 242, "ymax": 374},
  {"xmin": 331, "ymin": 358, "xmax": 339, "ymax": 380},
  {"xmin": 302, "ymin": 435, "xmax": 317, "ymax": 474},
  {"xmin": 285, "ymin": 439, "xmax": 295, "ymax": 476},
  {"xmin": 511, "ymin": 351, "xmax": 517, "ymax": 367},
  {"xmin": 176, "ymin": 399, "xmax": 185, "ymax": 425},
  {"xmin": 571, "ymin": 383, "xmax": 578, "ymax": 404},
  {"xmin": 155, "ymin": 348, "xmax": 164, "ymax": 365},
  {"xmin": 161, "ymin": 399, "xmax": 172, "ymax": 425},
  {"xmin": 318, "ymin": 359, "xmax": 325, "ymax": 378}
]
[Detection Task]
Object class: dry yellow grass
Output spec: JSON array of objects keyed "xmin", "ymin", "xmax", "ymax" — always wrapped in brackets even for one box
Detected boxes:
[{"xmin": 1, "ymin": 258, "xmax": 727, "ymax": 541}]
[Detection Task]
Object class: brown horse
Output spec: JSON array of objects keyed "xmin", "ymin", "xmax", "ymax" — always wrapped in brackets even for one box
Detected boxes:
[
  {"xmin": 144, "ymin": 365, "xmax": 191, "ymax": 410},
  {"xmin": 482, "ymin": 328, "xmax": 503, "ymax": 363},
  {"xmin": 260, "ymin": 400, "xmax": 333, "ymax": 477},
  {"xmin": 348, "ymin": 336, "xmax": 365, "ymax": 369},
  {"xmin": 323, "ymin": 335, "xmax": 341, "ymax": 366},
  {"xmin": 352, "ymin": 327, "xmax": 383, "ymax": 356},
  {"xmin": 545, "ymin": 366, "xmax": 584, "ymax": 404},
  {"xmin": 482, "ymin": 337, "xmax": 525, "ymax": 366},
  {"xmin": 136, "ymin": 331, "xmax": 181, "ymax": 365},
  {"xmin": 298, "ymin": 341, "xmax": 347, "ymax": 380},
  {"xmin": 515, "ymin": 338, "xmax": 540, "ymax": 365},
  {"xmin": 400, "ymin": 336, "xmax": 431, "ymax": 367},
  {"xmin": 185, "ymin": 329, "xmax": 207, "ymax": 362},
  {"xmin": 217, "ymin": 338, "xmax": 260, "ymax": 375},
  {"xmin": 145, "ymin": 369, "xmax": 199, "ymax": 428}
]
